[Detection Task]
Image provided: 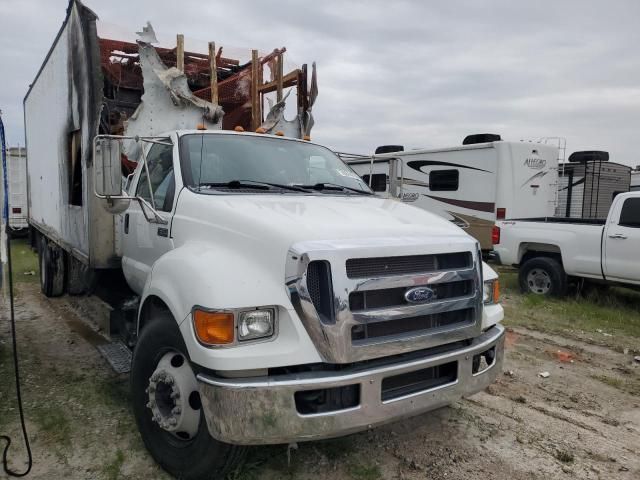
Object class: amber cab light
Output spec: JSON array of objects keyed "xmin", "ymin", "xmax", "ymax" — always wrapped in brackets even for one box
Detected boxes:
[
  {"xmin": 492, "ymin": 225, "xmax": 501, "ymax": 245},
  {"xmin": 193, "ymin": 310, "xmax": 234, "ymax": 345}
]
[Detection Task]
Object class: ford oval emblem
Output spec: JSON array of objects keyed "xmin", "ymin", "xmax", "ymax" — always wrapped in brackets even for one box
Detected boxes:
[{"xmin": 404, "ymin": 286, "xmax": 435, "ymax": 304}]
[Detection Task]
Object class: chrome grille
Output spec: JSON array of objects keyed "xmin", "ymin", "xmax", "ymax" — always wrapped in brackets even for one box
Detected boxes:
[
  {"xmin": 287, "ymin": 240, "xmax": 483, "ymax": 363},
  {"xmin": 345, "ymin": 252, "xmax": 471, "ymax": 278},
  {"xmin": 351, "ymin": 307, "xmax": 475, "ymax": 343},
  {"xmin": 349, "ymin": 280, "xmax": 473, "ymax": 311},
  {"xmin": 306, "ymin": 260, "xmax": 334, "ymax": 323}
]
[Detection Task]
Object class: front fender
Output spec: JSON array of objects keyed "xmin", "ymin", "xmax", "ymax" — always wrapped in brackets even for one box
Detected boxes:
[{"xmin": 138, "ymin": 241, "xmax": 323, "ymax": 371}]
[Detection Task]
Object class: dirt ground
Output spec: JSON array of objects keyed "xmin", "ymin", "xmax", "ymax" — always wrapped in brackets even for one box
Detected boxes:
[{"xmin": 1, "ymin": 272, "xmax": 640, "ymax": 479}]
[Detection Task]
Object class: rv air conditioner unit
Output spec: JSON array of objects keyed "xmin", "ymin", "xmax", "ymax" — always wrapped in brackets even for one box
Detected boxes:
[
  {"xmin": 568, "ymin": 151, "xmax": 609, "ymax": 163},
  {"xmin": 462, "ymin": 133, "xmax": 501, "ymax": 145}
]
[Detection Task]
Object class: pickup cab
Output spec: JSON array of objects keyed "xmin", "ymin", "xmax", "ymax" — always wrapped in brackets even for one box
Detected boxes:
[
  {"xmin": 91, "ymin": 129, "xmax": 505, "ymax": 479},
  {"xmin": 494, "ymin": 191, "xmax": 640, "ymax": 296}
]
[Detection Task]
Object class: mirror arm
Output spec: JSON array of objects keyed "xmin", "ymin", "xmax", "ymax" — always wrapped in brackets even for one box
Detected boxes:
[
  {"xmin": 139, "ymin": 144, "xmax": 157, "ymax": 210},
  {"xmin": 136, "ymin": 197, "xmax": 169, "ymax": 225}
]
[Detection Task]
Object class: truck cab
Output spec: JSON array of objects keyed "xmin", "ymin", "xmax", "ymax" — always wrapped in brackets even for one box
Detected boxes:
[{"xmin": 93, "ymin": 129, "xmax": 505, "ymax": 478}]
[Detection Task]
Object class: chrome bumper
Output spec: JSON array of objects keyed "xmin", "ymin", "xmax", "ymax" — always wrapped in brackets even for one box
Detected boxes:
[{"xmin": 197, "ymin": 324, "xmax": 505, "ymax": 445}]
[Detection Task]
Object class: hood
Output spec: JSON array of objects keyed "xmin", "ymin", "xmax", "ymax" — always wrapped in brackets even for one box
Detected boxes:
[{"xmin": 174, "ymin": 190, "xmax": 473, "ymax": 249}]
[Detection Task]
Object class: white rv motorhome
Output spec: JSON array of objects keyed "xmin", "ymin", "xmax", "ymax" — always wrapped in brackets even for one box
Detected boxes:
[
  {"xmin": 6, "ymin": 146, "xmax": 28, "ymax": 232},
  {"xmin": 344, "ymin": 135, "xmax": 559, "ymax": 251}
]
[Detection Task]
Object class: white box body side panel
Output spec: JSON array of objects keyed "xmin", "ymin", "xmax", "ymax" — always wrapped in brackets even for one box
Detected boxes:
[{"xmin": 24, "ymin": 2, "xmax": 117, "ymax": 266}]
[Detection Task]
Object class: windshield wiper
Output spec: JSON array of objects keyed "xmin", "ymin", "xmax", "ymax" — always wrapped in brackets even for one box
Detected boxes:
[
  {"xmin": 197, "ymin": 180, "xmax": 311, "ymax": 193},
  {"xmin": 293, "ymin": 183, "xmax": 373, "ymax": 195}
]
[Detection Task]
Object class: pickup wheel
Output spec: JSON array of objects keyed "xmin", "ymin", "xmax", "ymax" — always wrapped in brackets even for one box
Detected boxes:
[
  {"xmin": 131, "ymin": 312, "xmax": 246, "ymax": 480},
  {"xmin": 38, "ymin": 237, "xmax": 65, "ymax": 297},
  {"xmin": 519, "ymin": 257, "xmax": 568, "ymax": 297}
]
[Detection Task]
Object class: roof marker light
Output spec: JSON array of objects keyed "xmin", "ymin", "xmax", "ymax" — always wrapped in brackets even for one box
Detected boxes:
[
  {"xmin": 275, "ymin": 130, "xmax": 285, "ymax": 136},
  {"xmin": 234, "ymin": 126, "xmax": 245, "ymax": 132}
]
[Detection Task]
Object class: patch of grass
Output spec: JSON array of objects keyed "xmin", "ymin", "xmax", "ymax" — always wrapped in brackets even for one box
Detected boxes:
[
  {"xmin": 591, "ymin": 374, "xmax": 640, "ymax": 396},
  {"xmin": 102, "ymin": 449, "xmax": 125, "ymax": 480},
  {"xmin": 502, "ymin": 282, "xmax": 640, "ymax": 342},
  {"xmin": 31, "ymin": 403, "xmax": 72, "ymax": 447},
  {"xmin": 9, "ymin": 238, "xmax": 38, "ymax": 284},
  {"xmin": 0, "ymin": 343, "xmax": 15, "ymax": 431},
  {"xmin": 555, "ymin": 449, "xmax": 575, "ymax": 463},
  {"xmin": 347, "ymin": 462, "xmax": 382, "ymax": 480}
]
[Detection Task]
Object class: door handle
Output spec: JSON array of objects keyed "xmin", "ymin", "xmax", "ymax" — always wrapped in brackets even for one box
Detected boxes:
[
  {"xmin": 124, "ymin": 214, "xmax": 130, "ymax": 234},
  {"xmin": 608, "ymin": 233, "xmax": 627, "ymax": 239}
]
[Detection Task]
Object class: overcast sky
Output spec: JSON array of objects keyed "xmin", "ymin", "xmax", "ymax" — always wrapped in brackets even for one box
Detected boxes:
[{"xmin": 1, "ymin": 0, "xmax": 639, "ymax": 166}]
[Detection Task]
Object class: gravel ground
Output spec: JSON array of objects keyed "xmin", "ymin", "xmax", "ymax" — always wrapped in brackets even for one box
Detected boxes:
[{"xmin": 1, "ymin": 282, "xmax": 639, "ymax": 480}]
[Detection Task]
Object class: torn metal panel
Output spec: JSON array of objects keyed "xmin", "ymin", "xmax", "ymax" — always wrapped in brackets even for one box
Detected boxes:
[
  {"xmin": 123, "ymin": 24, "xmax": 224, "ymax": 159},
  {"xmin": 260, "ymin": 62, "xmax": 317, "ymax": 138}
]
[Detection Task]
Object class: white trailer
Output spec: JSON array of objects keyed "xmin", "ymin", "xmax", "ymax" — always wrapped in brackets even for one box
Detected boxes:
[
  {"xmin": 344, "ymin": 136, "xmax": 559, "ymax": 251},
  {"xmin": 6, "ymin": 146, "xmax": 28, "ymax": 232}
]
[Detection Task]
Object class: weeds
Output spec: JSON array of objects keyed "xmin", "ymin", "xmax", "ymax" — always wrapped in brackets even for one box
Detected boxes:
[
  {"xmin": 555, "ymin": 449, "xmax": 575, "ymax": 463},
  {"xmin": 102, "ymin": 449, "xmax": 125, "ymax": 480},
  {"xmin": 347, "ymin": 462, "xmax": 383, "ymax": 480}
]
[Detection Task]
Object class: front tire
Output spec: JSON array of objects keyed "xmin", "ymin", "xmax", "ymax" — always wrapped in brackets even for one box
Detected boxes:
[
  {"xmin": 519, "ymin": 256, "xmax": 568, "ymax": 297},
  {"xmin": 131, "ymin": 311, "xmax": 245, "ymax": 479}
]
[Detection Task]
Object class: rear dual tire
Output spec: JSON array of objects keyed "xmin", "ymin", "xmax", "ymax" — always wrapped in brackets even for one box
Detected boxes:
[{"xmin": 38, "ymin": 236, "xmax": 65, "ymax": 297}]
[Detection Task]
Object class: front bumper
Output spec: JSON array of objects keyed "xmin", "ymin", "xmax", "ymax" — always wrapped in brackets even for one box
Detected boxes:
[{"xmin": 197, "ymin": 324, "xmax": 505, "ymax": 445}]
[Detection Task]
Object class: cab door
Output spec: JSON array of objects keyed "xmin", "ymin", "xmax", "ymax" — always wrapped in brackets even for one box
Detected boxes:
[
  {"xmin": 603, "ymin": 196, "xmax": 640, "ymax": 284},
  {"xmin": 121, "ymin": 142, "xmax": 177, "ymax": 294}
]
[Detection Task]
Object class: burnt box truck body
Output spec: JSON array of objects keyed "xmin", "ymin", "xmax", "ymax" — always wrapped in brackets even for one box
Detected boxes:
[{"xmin": 24, "ymin": 1, "xmax": 505, "ymax": 478}]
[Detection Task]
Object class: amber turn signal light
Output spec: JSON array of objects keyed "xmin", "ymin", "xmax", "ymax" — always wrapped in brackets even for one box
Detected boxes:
[
  {"xmin": 493, "ymin": 280, "xmax": 500, "ymax": 304},
  {"xmin": 193, "ymin": 310, "xmax": 234, "ymax": 345}
]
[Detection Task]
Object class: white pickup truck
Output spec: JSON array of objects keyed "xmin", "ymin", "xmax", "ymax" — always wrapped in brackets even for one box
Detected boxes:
[
  {"xmin": 494, "ymin": 192, "xmax": 640, "ymax": 296},
  {"xmin": 25, "ymin": 3, "xmax": 505, "ymax": 479}
]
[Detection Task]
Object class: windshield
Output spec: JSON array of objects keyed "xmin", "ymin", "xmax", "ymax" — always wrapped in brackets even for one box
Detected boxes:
[{"xmin": 180, "ymin": 134, "xmax": 371, "ymax": 194}]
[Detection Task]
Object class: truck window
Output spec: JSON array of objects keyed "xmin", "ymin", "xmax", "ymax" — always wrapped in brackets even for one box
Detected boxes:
[
  {"xmin": 137, "ymin": 143, "xmax": 175, "ymax": 212},
  {"xmin": 429, "ymin": 169, "xmax": 459, "ymax": 191},
  {"xmin": 180, "ymin": 134, "xmax": 370, "ymax": 193},
  {"xmin": 619, "ymin": 197, "xmax": 640, "ymax": 228},
  {"xmin": 362, "ymin": 174, "xmax": 388, "ymax": 192}
]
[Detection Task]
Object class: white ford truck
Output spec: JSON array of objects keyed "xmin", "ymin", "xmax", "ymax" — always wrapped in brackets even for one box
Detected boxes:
[
  {"xmin": 25, "ymin": 2, "xmax": 505, "ymax": 478},
  {"xmin": 494, "ymin": 191, "xmax": 640, "ymax": 296}
]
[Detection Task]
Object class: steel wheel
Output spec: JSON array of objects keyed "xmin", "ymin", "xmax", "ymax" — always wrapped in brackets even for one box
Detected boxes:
[
  {"xmin": 146, "ymin": 351, "xmax": 201, "ymax": 441},
  {"xmin": 526, "ymin": 268, "xmax": 552, "ymax": 294}
]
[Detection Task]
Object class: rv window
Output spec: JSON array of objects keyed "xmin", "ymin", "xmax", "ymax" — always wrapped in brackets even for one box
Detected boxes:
[
  {"xmin": 137, "ymin": 143, "xmax": 175, "ymax": 212},
  {"xmin": 429, "ymin": 170, "xmax": 459, "ymax": 191},
  {"xmin": 362, "ymin": 174, "xmax": 388, "ymax": 192},
  {"xmin": 68, "ymin": 129, "xmax": 82, "ymax": 206},
  {"xmin": 619, "ymin": 198, "xmax": 640, "ymax": 228}
]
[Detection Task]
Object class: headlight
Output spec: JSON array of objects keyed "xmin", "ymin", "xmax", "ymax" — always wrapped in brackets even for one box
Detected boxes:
[
  {"xmin": 238, "ymin": 309, "xmax": 275, "ymax": 341},
  {"xmin": 483, "ymin": 279, "xmax": 500, "ymax": 305}
]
